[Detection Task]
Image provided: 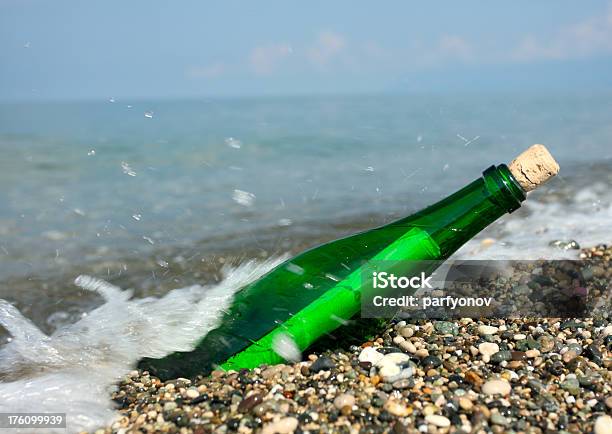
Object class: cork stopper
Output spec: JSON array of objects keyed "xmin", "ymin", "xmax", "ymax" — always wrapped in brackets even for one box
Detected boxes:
[{"xmin": 508, "ymin": 144, "xmax": 560, "ymax": 192}]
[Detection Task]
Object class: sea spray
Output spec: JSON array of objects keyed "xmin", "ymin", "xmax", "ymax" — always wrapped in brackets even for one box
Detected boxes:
[{"xmin": 0, "ymin": 257, "xmax": 285, "ymax": 433}]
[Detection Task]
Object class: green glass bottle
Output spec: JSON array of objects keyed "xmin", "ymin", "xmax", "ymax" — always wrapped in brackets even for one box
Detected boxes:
[{"xmin": 138, "ymin": 145, "xmax": 558, "ymax": 380}]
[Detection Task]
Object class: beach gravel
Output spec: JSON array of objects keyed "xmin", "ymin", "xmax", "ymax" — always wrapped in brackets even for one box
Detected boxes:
[{"xmin": 102, "ymin": 244, "xmax": 611, "ymax": 433}]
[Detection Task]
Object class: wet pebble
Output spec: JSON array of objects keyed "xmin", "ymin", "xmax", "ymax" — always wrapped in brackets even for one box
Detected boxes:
[
  {"xmin": 359, "ymin": 347, "xmax": 384, "ymax": 365},
  {"xmin": 478, "ymin": 325, "xmax": 498, "ymax": 335},
  {"xmin": 434, "ymin": 321, "xmax": 458, "ymax": 335},
  {"xmin": 425, "ymin": 414, "xmax": 451, "ymax": 427},
  {"xmin": 490, "ymin": 413, "xmax": 509, "ymax": 426},
  {"xmin": 458, "ymin": 397, "xmax": 473, "ymax": 411},
  {"xmin": 490, "ymin": 350, "xmax": 512, "ymax": 363},
  {"xmin": 594, "ymin": 415, "xmax": 612, "ymax": 434},
  {"xmin": 238, "ymin": 393, "xmax": 263, "ymax": 413},
  {"xmin": 482, "ymin": 379, "xmax": 512, "ymax": 396},
  {"xmin": 333, "ymin": 393, "xmax": 355, "ymax": 410},
  {"xmin": 261, "ymin": 417, "xmax": 298, "ymax": 434},
  {"xmin": 478, "ymin": 342, "xmax": 499, "ymax": 357},
  {"xmin": 384, "ymin": 399, "xmax": 410, "ymax": 417},
  {"xmin": 310, "ymin": 356, "xmax": 335, "ymax": 372},
  {"xmin": 421, "ymin": 355, "xmax": 442, "ymax": 369}
]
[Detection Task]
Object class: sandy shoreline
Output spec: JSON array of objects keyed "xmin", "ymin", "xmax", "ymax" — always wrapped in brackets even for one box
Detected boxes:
[{"xmin": 97, "ymin": 245, "xmax": 611, "ymax": 434}]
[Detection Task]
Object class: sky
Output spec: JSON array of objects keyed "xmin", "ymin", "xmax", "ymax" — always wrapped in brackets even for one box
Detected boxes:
[{"xmin": 1, "ymin": 0, "xmax": 612, "ymax": 101}]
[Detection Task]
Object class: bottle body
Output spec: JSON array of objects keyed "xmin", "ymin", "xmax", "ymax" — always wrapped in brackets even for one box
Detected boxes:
[{"xmin": 139, "ymin": 164, "xmax": 525, "ymax": 379}]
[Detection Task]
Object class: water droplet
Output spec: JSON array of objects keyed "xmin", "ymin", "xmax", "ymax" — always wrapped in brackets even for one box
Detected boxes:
[
  {"xmin": 121, "ymin": 161, "xmax": 136, "ymax": 177},
  {"xmin": 277, "ymin": 218, "xmax": 292, "ymax": 226},
  {"xmin": 325, "ymin": 273, "xmax": 340, "ymax": 282},
  {"xmin": 303, "ymin": 282, "xmax": 314, "ymax": 289},
  {"xmin": 108, "ymin": 97, "xmax": 115, "ymax": 103},
  {"xmin": 286, "ymin": 263, "xmax": 305, "ymax": 275},
  {"xmin": 272, "ymin": 332, "xmax": 301, "ymax": 362},
  {"xmin": 87, "ymin": 149, "xmax": 96, "ymax": 156},
  {"xmin": 132, "ymin": 214, "xmax": 142, "ymax": 221},
  {"xmin": 365, "ymin": 166, "xmax": 374, "ymax": 172},
  {"xmin": 144, "ymin": 111, "xmax": 154, "ymax": 119},
  {"xmin": 73, "ymin": 208, "xmax": 86, "ymax": 217},
  {"xmin": 157, "ymin": 259, "xmax": 169, "ymax": 268},
  {"xmin": 142, "ymin": 236, "xmax": 155, "ymax": 245},
  {"xmin": 224, "ymin": 137, "xmax": 242, "ymax": 149},
  {"xmin": 417, "ymin": 135, "xmax": 423, "ymax": 143},
  {"xmin": 443, "ymin": 163, "xmax": 450, "ymax": 171},
  {"xmin": 232, "ymin": 189, "xmax": 256, "ymax": 207}
]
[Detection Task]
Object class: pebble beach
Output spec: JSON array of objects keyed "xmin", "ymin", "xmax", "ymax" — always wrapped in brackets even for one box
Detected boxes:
[{"xmin": 99, "ymin": 245, "xmax": 611, "ymax": 434}]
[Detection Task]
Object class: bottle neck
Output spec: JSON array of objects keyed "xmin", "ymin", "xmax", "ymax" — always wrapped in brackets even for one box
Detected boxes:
[{"xmin": 397, "ymin": 164, "xmax": 526, "ymax": 258}]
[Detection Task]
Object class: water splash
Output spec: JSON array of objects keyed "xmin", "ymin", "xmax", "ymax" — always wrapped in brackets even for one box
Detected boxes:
[
  {"xmin": 456, "ymin": 181, "xmax": 612, "ymax": 260},
  {"xmin": 120, "ymin": 161, "xmax": 136, "ymax": 177},
  {"xmin": 0, "ymin": 257, "xmax": 284, "ymax": 433},
  {"xmin": 232, "ymin": 189, "xmax": 256, "ymax": 207}
]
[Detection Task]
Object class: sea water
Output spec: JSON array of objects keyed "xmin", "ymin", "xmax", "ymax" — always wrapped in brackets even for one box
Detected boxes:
[{"xmin": 0, "ymin": 93, "xmax": 611, "ymax": 432}]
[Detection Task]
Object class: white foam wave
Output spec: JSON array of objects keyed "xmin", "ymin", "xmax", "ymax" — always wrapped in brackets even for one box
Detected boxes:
[
  {"xmin": 0, "ymin": 257, "xmax": 284, "ymax": 433},
  {"xmin": 455, "ymin": 182, "xmax": 611, "ymax": 260}
]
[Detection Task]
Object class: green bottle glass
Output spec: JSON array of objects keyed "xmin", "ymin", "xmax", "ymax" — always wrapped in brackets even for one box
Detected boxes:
[{"xmin": 139, "ymin": 147, "xmax": 557, "ymax": 380}]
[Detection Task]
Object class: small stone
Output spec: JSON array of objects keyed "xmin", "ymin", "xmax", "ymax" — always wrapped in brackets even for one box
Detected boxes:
[
  {"xmin": 399, "ymin": 340, "xmax": 416, "ymax": 354},
  {"xmin": 525, "ymin": 349, "xmax": 540, "ymax": 358},
  {"xmin": 482, "ymin": 379, "xmax": 512, "ymax": 396},
  {"xmin": 399, "ymin": 327, "xmax": 414, "ymax": 338},
  {"xmin": 478, "ymin": 325, "xmax": 498, "ymax": 335},
  {"xmin": 511, "ymin": 351, "xmax": 527, "ymax": 361},
  {"xmin": 513, "ymin": 334, "xmax": 527, "ymax": 340},
  {"xmin": 584, "ymin": 344, "xmax": 603, "ymax": 364},
  {"xmin": 384, "ymin": 399, "xmax": 410, "ymax": 417},
  {"xmin": 421, "ymin": 355, "xmax": 442, "ymax": 369},
  {"xmin": 560, "ymin": 320, "xmax": 582, "ymax": 330},
  {"xmin": 333, "ymin": 393, "xmax": 355, "ymax": 410},
  {"xmin": 393, "ymin": 335, "xmax": 405, "ymax": 345},
  {"xmin": 458, "ymin": 397, "xmax": 473, "ymax": 411},
  {"xmin": 490, "ymin": 413, "xmax": 509, "ymax": 426},
  {"xmin": 238, "ymin": 393, "xmax": 263, "ymax": 413},
  {"xmin": 415, "ymin": 348, "xmax": 429, "ymax": 358},
  {"xmin": 262, "ymin": 365, "xmax": 283, "ymax": 379},
  {"xmin": 425, "ymin": 415, "xmax": 451, "ymax": 428},
  {"xmin": 594, "ymin": 415, "xmax": 612, "ymax": 434},
  {"xmin": 379, "ymin": 363, "xmax": 401, "ymax": 379},
  {"xmin": 185, "ymin": 388, "xmax": 199, "ymax": 399},
  {"xmin": 538, "ymin": 335, "xmax": 555, "ymax": 353},
  {"xmin": 262, "ymin": 417, "xmax": 299, "ymax": 434},
  {"xmin": 560, "ymin": 377, "xmax": 580, "ymax": 395},
  {"xmin": 378, "ymin": 352, "xmax": 411, "ymax": 366},
  {"xmin": 392, "ymin": 379, "xmax": 411, "ymax": 389},
  {"xmin": 434, "ymin": 321, "xmax": 458, "ymax": 335},
  {"xmin": 163, "ymin": 402, "xmax": 177, "ymax": 411},
  {"xmin": 563, "ymin": 349, "xmax": 579, "ymax": 363},
  {"xmin": 478, "ymin": 342, "xmax": 499, "ymax": 357},
  {"xmin": 310, "ymin": 356, "xmax": 335, "ymax": 372},
  {"xmin": 606, "ymin": 396, "xmax": 612, "ymax": 410},
  {"xmin": 528, "ymin": 379, "xmax": 544, "ymax": 392},
  {"xmin": 490, "ymin": 350, "xmax": 512, "ymax": 363},
  {"xmin": 392, "ymin": 420, "xmax": 409, "ymax": 434},
  {"xmin": 359, "ymin": 347, "xmax": 384, "ymax": 365},
  {"xmin": 465, "ymin": 370, "xmax": 484, "ymax": 386}
]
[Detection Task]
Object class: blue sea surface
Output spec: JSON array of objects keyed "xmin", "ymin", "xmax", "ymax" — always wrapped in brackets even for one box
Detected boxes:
[{"xmin": 0, "ymin": 92, "xmax": 610, "ymax": 290}]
